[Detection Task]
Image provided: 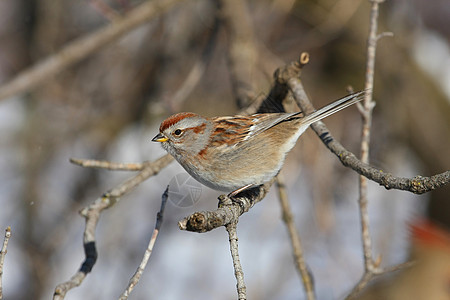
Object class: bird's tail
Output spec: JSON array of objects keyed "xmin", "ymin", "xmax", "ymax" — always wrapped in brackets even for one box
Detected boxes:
[{"xmin": 302, "ymin": 90, "xmax": 366, "ymax": 126}]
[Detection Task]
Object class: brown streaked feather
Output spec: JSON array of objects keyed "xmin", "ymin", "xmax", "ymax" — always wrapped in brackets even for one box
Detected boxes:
[
  {"xmin": 209, "ymin": 113, "xmax": 302, "ymax": 147},
  {"xmin": 210, "ymin": 116, "xmax": 251, "ymax": 147}
]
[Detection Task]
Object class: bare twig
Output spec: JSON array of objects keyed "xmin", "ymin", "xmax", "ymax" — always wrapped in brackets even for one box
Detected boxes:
[
  {"xmin": 104, "ymin": 155, "xmax": 173, "ymax": 199},
  {"xmin": 0, "ymin": 227, "xmax": 12, "ymax": 300},
  {"xmin": 166, "ymin": 58, "xmax": 207, "ymax": 113},
  {"xmin": 0, "ymin": 0, "xmax": 185, "ymax": 102},
  {"xmin": 276, "ymin": 176, "xmax": 315, "ymax": 300},
  {"xmin": 119, "ymin": 186, "xmax": 169, "ymax": 300},
  {"xmin": 345, "ymin": 261, "xmax": 414, "ymax": 299},
  {"xmin": 53, "ymin": 155, "xmax": 173, "ymax": 299},
  {"xmin": 356, "ymin": 0, "xmax": 383, "ymax": 279},
  {"xmin": 273, "ymin": 58, "xmax": 450, "ymax": 194},
  {"xmin": 226, "ymin": 220, "xmax": 247, "ymax": 300},
  {"xmin": 376, "ymin": 31, "xmax": 394, "ymax": 41},
  {"xmin": 70, "ymin": 158, "xmax": 146, "ymax": 171},
  {"xmin": 347, "ymin": 0, "xmax": 395, "ymax": 295}
]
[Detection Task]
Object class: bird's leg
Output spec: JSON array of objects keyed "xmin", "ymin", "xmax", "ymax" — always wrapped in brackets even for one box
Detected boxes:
[{"xmin": 228, "ymin": 184, "xmax": 255, "ymax": 198}]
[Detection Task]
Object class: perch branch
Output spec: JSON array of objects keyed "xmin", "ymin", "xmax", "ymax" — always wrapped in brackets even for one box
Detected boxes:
[
  {"xmin": 0, "ymin": 0, "xmax": 185, "ymax": 102},
  {"xmin": 0, "ymin": 226, "xmax": 12, "ymax": 300},
  {"xmin": 53, "ymin": 155, "xmax": 173, "ymax": 299},
  {"xmin": 178, "ymin": 181, "xmax": 273, "ymax": 233},
  {"xmin": 273, "ymin": 59, "xmax": 449, "ymax": 194},
  {"xmin": 276, "ymin": 176, "xmax": 315, "ymax": 300},
  {"xmin": 119, "ymin": 186, "xmax": 169, "ymax": 300}
]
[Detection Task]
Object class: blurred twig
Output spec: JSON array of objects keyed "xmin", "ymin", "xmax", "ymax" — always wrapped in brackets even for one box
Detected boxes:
[
  {"xmin": 0, "ymin": 226, "xmax": 12, "ymax": 300},
  {"xmin": 276, "ymin": 175, "xmax": 315, "ymax": 300},
  {"xmin": 0, "ymin": 0, "xmax": 185, "ymax": 102},
  {"xmin": 88, "ymin": 0, "xmax": 121, "ymax": 22},
  {"xmin": 119, "ymin": 186, "xmax": 169, "ymax": 300},
  {"xmin": 165, "ymin": 17, "xmax": 220, "ymax": 113},
  {"xmin": 300, "ymin": 0, "xmax": 364, "ymax": 49},
  {"xmin": 220, "ymin": 0, "xmax": 260, "ymax": 109},
  {"xmin": 70, "ymin": 158, "xmax": 146, "ymax": 171},
  {"xmin": 53, "ymin": 155, "xmax": 173, "ymax": 299}
]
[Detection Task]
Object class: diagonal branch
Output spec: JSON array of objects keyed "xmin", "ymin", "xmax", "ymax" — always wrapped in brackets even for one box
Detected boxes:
[
  {"xmin": 273, "ymin": 59, "xmax": 450, "ymax": 194},
  {"xmin": 276, "ymin": 175, "xmax": 315, "ymax": 300},
  {"xmin": 345, "ymin": 261, "xmax": 414, "ymax": 299},
  {"xmin": 53, "ymin": 154, "xmax": 173, "ymax": 300},
  {"xmin": 0, "ymin": 0, "xmax": 185, "ymax": 102},
  {"xmin": 70, "ymin": 158, "xmax": 146, "ymax": 171},
  {"xmin": 119, "ymin": 186, "xmax": 169, "ymax": 300}
]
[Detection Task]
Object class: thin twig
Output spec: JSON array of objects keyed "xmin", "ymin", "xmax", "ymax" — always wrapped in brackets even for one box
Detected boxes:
[
  {"xmin": 53, "ymin": 155, "xmax": 173, "ymax": 300},
  {"xmin": 226, "ymin": 221, "xmax": 247, "ymax": 300},
  {"xmin": 275, "ymin": 176, "xmax": 315, "ymax": 300},
  {"xmin": 345, "ymin": 261, "xmax": 414, "ymax": 299},
  {"xmin": 357, "ymin": 0, "xmax": 383, "ymax": 275},
  {"xmin": 0, "ymin": 0, "xmax": 185, "ymax": 102},
  {"xmin": 70, "ymin": 158, "xmax": 145, "ymax": 171},
  {"xmin": 350, "ymin": 0, "xmax": 387, "ymax": 295},
  {"xmin": 0, "ymin": 227, "xmax": 12, "ymax": 300},
  {"xmin": 119, "ymin": 186, "xmax": 169, "ymax": 300},
  {"xmin": 376, "ymin": 31, "xmax": 394, "ymax": 41},
  {"xmin": 88, "ymin": 0, "xmax": 121, "ymax": 22}
]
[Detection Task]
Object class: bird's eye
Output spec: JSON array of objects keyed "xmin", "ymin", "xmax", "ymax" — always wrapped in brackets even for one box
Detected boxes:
[{"xmin": 173, "ymin": 129, "xmax": 183, "ymax": 136}]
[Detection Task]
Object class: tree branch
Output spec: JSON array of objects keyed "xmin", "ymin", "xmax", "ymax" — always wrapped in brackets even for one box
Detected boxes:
[
  {"xmin": 272, "ymin": 59, "xmax": 450, "ymax": 194},
  {"xmin": 276, "ymin": 175, "xmax": 315, "ymax": 300},
  {"xmin": 356, "ymin": 0, "xmax": 383, "ymax": 284},
  {"xmin": 0, "ymin": 0, "xmax": 185, "ymax": 102},
  {"xmin": 345, "ymin": 261, "xmax": 414, "ymax": 300},
  {"xmin": 178, "ymin": 181, "xmax": 273, "ymax": 233},
  {"xmin": 348, "ymin": 0, "xmax": 385, "ymax": 294},
  {"xmin": 70, "ymin": 158, "xmax": 146, "ymax": 171},
  {"xmin": 119, "ymin": 186, "xmax": 169, "ymax": 300},
  {"xmin": 53, "ymin": 155, "xmax": 173, "ymax": 299},
  {"xmin": 226, "ymin": 220, "xmax": 247, "ymax": 300}
]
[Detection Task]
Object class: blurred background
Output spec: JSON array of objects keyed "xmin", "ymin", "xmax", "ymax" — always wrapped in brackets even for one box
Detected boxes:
[{"xmin": 0, "ymin": 0, "xmax": 449, "ymax": 299}]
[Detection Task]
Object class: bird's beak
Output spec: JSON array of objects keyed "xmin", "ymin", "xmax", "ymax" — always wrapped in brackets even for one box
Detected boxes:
[{"xmin": 152, "ymin": 133, "xmax": 168, "ymax": 143}]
